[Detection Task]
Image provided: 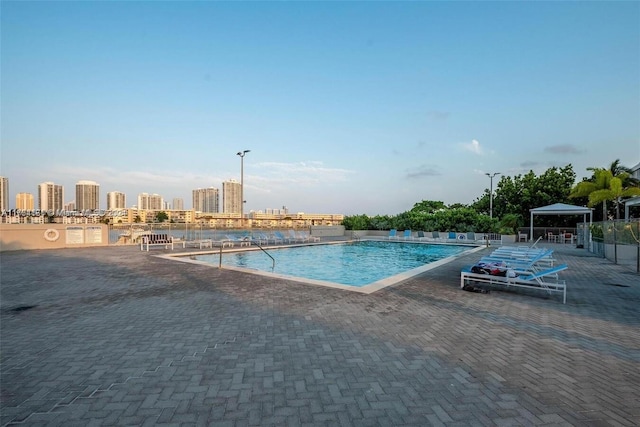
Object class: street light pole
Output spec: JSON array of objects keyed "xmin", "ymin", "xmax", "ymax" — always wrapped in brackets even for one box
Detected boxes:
[
  {"xmin": 236, "ymin": 150, "xmax": 250, "ymax": 220},
  {"xmin": 485, "ymin": 172, "xmax": 501, "ymax": 218}
]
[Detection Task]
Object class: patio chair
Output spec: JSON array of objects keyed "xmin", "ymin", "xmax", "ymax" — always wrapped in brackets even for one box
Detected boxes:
[
  {"xmin": 431, "ymin": 231, "xmax": 443, "ymax": 242},
  {"xmin": 460, "ymin": 263, "xmax": 568, "ymax": 304},
  {"xmin": 267, "ymin": 232, "xmax": 284, "ymax": 245},
  {"xmin": 388, "ymin": 229, "xmax": 398, "ymax": 240},
  {"xmin": 275, "ymin": 230, "xmax": 294, "ymax": 243},
  {"xmin": 251, "ymin": 233, "xmax": 269, "ymax": 245},
  {"xmin": 403, "ymin": 230, "xmax": 413, "ymax": 240},
  {"xmin": 298, "ymin": 230, "xmax": 320, "ymax": 242},
  {"xmin": 479, "ymin": 249, "xmax": 555, "ymax": 273},
  {"xmin": 288, "ymin": 229, "xmax": 306, "ymax": 243},
  {"xmin": 225, "ymin": 234, "xmax": 251, "ymax": 247}
]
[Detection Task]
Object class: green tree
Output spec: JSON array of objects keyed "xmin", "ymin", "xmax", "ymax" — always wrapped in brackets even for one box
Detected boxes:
[
  {"xmin": 156, "ymin": 211, "xmax": 169, "ymax": 223},
  {"xmin": 571, "ymin": 160, "xmax": 640, "ymax": 220},
  {"xmin": 587, "ymin": 172, "xmax": 640, "ymax": 219},
  {"xmin": 474, "ymin": 165, "xmax": 576, "ymax": 227},
  {"xmin": 410, "ymin": 200, "xmax": 446, "ymax": 214},
  {"xmin": 341, "ymin": 214, "xmax": 372, "ymax": 230}
]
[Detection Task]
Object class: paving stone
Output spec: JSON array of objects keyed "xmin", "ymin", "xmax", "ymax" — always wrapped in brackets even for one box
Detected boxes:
[{"xmin": 1, "ymin": 243, "xmax": 639, "ymax": 426}]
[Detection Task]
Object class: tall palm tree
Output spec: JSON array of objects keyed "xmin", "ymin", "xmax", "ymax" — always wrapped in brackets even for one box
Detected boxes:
[
  {"xmin": 605, "ymin": 159, "xmax": 640, "ymax": 187},
  {"xmin": 579, "ymin": 170, "xmax": 640, "ymax": 219},
  {"xmin": 572, "ymin": 159, "xmax": 640, "ymax": 220},
  {"xmin": 570, "ymin": 168, "xmax": 611, "ymax": 219}
]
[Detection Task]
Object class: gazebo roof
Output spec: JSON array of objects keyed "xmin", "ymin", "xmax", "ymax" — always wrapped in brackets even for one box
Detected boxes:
[
  {"xmin": 625, "ymin": 196, "xmax": 640, "ymax": 208},
  {"xmin": 530, "ymin": 203, "xmax": 593, "ymax": 215}
]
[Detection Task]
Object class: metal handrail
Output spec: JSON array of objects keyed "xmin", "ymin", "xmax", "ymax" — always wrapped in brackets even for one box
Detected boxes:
[
  {"xmin": 217, "ymin": 239, "xmax": 275, "ymax": 271},
  {"xmin": 252, "ymin": 240, "xmax": 276, "ymax": 271}
]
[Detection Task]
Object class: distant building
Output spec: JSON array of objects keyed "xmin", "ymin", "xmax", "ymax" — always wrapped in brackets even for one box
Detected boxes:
[
  {"xmin": 38, "ymin": 182, "xmax": 64, "ymax": 212},
  {"xmin": 138, "ymin": 193, "xmax": 163, "ymax": 210},
  {"xmin": 172, "ymin": 198, "xmax": 184, "ymax": 210},
  {"xmin": 16, "ymin": 193, "xmax": 34, "ymax": 210},
  {"xmin": 0, "ymin": 176, "xmax": 8, "ymax": 211},
  {"xmin": 107, "ymin": 191, "xmax": 126, "ymax": 210},
  {"xmin": 192, "ymin": 188, "xmax": 219, "ymax": 213},
  {"xmin": 76, "ymin": 180, "xmax": 100, "ymax": 211},
  {"xmin": 222, "ymin": 179, "xmax": 241, "ymax": 214}
]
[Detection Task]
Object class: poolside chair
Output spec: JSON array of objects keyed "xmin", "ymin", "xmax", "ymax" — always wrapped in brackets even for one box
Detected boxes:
[
  {"xmin": 298, "ymin": 230, "xmax": 320, "ymax": 242},
  {"xmin": 275, "ymin": 230, "xmax": 294, "ymax": 243},
  {"xmin": 288, "ymin": 229, "xmax": 305, "ymax": 243},
  {"xmin": 460, "ymin": 263, "xmax": 568, "ymax": 304},
  {"xmin": 447, "ymin": 231, "xmax": 457, "ymax": 242},
  {"xmin": 416, "ymin": 231, "xmax": 427, "ymax": 241},
  {"xmin": 479, "ymin": 249, "xmax": 555, "ymax": 274},
  {"xmin": 267, "ymin": 232, "xmax": 284, "ymax": 245},
  {"xmin": 251, "ymin": 233, "xmax": 269, "ymax": 245},
  {"xmin": 431, "ymin": 231, "xmax": 443, "ymax": 242},
  {"xmin": 225, "ymin": 234, "xmax": 251, "ymax": 247},
  {"xmin": 402, "ymin": 230, "xmax": 413, "ymax": 240},
  {"xmin": 388, "ymin": 229, "xmax": 398, "ymax": 240}
]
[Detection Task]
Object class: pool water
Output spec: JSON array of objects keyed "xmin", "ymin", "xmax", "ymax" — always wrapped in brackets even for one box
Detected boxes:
[{"xmin": 192, "ymin": 240, "xmax": 474, "ymax": 288}]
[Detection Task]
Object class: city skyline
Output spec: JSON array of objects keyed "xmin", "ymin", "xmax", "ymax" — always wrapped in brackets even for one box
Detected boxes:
[
  {"xmin": 0, "ymin": 175, "xmax": 305, "ymax": 214},
  {"xmin": 1, "ymin": 2, "xmax": 639, "ymax": 215}
]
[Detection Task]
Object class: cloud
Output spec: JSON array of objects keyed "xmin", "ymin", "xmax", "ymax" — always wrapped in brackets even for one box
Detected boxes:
[
  {"xmin": 406, "ymin": 164, "xmax": 441, "ymax": 179},
  {"xmin": 252, "ymin": 161, "xmax": 353, "ymax": 186},
  {"xmin": 544, "ymin": 144, "xmax": 586, "ymax": 154},
  {"xmin": 462, "ymin": 139, "xmax": 482, "ymax": 155}
]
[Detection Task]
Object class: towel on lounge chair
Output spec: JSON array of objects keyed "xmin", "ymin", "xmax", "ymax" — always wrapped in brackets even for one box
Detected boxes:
[{"xmin": 470, "ymin": 261, "xmax": 517, "ymax": 278}]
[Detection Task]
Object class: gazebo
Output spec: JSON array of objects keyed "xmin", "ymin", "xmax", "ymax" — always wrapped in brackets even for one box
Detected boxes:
[
  {"xmin": 529, "ymin": 203, "xmax": 593, "ymax": 248},
  {"xmin": 624, "ymin": 196, "xmax": 640, "ymax": 220}
]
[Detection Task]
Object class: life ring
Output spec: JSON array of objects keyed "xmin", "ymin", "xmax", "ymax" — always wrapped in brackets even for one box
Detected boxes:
[
  {"xmin": 44, "ymin": 229, "xmax": 60, "ymax": 242},
  {"xmin": 457, "ymin": 234, "xmax": 466, "ymax": 240}
]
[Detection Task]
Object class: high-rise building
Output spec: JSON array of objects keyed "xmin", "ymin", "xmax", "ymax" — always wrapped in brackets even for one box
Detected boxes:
[
  {"xmin": 192, "ymin": 188, "xmax": 219, "ymax": 213},
  {"xmin": 222, "ymin": 180, "xmax": 241, "ymax": 214},
  {"xmin": 0, "ymin": 176, "xmax": 8, "ymax": 211},
  {"xmin": 38, "ymin": 182, "xmax": 64, "ymax": 212},
  {"xmin": 172, "ymin": 198, "xmax": 184, "ymax": 210},
  {"xmin": 76, "ymin": 180, "xmax": 100, "ymax": 211},
  {"xmin": 138, "ymin": 193, "xmax": 163, "ymax": 210},
  {"xmin": 16, "ymin": 193, "xmax": 34, "ymax": 210},
  {"xmin": 107, "ymin": 191, "xmax": 126, "ymax": 209}
]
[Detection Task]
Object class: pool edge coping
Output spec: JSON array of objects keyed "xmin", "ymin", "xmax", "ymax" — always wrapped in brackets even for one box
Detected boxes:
[{"xmin": 157, "ymin": 241, "xmax": 486, "ymax": 294}]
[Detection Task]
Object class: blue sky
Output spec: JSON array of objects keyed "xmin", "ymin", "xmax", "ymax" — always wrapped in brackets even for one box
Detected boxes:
[{"xmin": 2, "ymin": 1, "xmax": 639, "ymax": 215}]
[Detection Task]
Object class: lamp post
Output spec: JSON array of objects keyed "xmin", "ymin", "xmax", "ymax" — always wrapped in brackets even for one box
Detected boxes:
[
  {"xmin": 485, "ymin": 172, "xmax": 500, "ymax": 218},
  {"xmin": 236, "ymin": 150, "xmax": 250, "ymax": 220}
]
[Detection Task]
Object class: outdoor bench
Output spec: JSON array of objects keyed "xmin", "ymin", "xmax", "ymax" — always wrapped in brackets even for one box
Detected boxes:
[{"xmin": 140, "ymin": 234, "xmax": 175, "ymax": 251}]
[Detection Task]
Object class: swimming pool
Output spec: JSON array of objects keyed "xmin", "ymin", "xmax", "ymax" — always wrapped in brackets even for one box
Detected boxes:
[{"xmin": 175, "ymin": 240, "xmax": 482, "ymax": 293}]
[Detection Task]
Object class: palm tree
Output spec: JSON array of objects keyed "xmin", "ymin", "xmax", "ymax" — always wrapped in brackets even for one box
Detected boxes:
[
  {"xmin": 572, "ymin": 159, "xmax": 640, "ymax": 220},
  {"xmin": 570, "ymin": 168, "xmax": 611, "ymax": 219},
  {"xmin": 606, "ymin": 159, "xmax": 640, "ymax": 187},
  {"xmin": 580, "ymin": 170, "xmax": 640, "ymax": 219}
]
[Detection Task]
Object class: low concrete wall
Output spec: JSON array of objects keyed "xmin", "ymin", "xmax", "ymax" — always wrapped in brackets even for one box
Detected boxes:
[
  {"xmin": 0, "ymin": 224, "xmax": 109, "ymax": 252},
  {"xmin": 309, "ymin": 225, "xmax": 345, "ymax": 238}
]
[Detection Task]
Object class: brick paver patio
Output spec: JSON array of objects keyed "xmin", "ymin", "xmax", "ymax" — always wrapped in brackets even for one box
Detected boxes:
[{"xmin": 1, "ymin": 241, "xmax": 639, "ymax": 426}]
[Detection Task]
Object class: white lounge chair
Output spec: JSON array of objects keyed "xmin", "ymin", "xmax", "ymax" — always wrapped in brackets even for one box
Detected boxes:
[
  {"xmin": 461, "ymin": 263, "xmax": 568, "ymax": 303},
  {"xmin": 388, "ymin": 229, "xmax": 399, "ymax": 240}
]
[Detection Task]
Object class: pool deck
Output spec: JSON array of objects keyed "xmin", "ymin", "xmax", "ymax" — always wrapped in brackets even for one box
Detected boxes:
[{"xmin": 1, "ymin": 241, "xmax": 639, "ymax": 426}]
